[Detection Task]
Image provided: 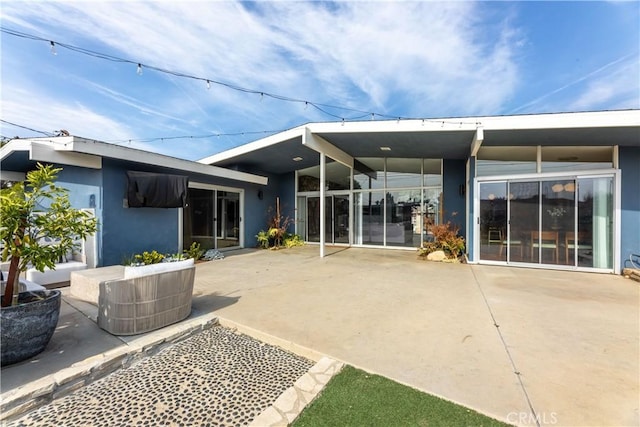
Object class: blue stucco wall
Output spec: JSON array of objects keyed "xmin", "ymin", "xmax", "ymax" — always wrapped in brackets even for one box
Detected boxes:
[
  {"xmin": 276, "ymin": 172, "xmax": 296, "ymax": 230},
  {"xmin": 241, "ymin": 171, "xmax": 296, "ymax": 248},
  {"xmin": 620, "ymin": 146, "xmax": 640, "ymax": 271},
  {"xmin": 55, "ymin": 167, "xmax": 102, "ymax": 211},
  {"xmin": 34, "ymin": 165, "xmax": 104, "ymax": 265},
  {"xmin": 443, "ymin": 159, "xmax": 467, "ymax": 237},
  {"xmin": 101, "ymin": 160, "xmax": 181, "ymax": 266}
]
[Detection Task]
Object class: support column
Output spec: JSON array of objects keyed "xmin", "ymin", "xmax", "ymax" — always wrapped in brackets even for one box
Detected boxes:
[{"xmin": 319, "ymin": 153, "xmax": 326, "ymax": 258}]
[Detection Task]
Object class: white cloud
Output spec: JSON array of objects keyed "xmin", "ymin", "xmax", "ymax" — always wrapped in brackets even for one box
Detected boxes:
[
  {"xmin": 567, "ymin": 57, "xmax": 640, "ymax": 111},
  {"xmin": 512, "ymin": 53, "xmax": 640, "ymax": 113},
  {"xmin": 1, "ymin": 86, "xmax": 134, "ymax": 141},
  {"xmin": 1, "ymin": 1, "xmax": 522, "ymax": 119}
]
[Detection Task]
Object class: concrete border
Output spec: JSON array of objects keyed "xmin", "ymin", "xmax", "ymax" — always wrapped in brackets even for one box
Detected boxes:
[
  {"xmin": 0, "ymin": 314, "xmax": 219, "ymax": 422},
  {"xmin": 249, "ymin": 356, "xmax": 345, "ymax": 427},
  {"xmin": 217, "ymin": 317, "xmax": 327, "ymax": 363}
]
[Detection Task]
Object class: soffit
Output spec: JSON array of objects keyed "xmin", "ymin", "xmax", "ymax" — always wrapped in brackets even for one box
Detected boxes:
[
  {"xmin": 482, "ymin": 126, "xmax": 639, "ymax": 147},
  {"xmin": 211, "ymin": 136, "xmax": 320, "ymax": 175},
  {"xmin": 316, "ymin": 130, "xmax": 475, "ymax": 159}
]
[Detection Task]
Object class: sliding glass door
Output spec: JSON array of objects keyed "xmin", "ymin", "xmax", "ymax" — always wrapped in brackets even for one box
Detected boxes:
[
  {"xmin": 183, "ymin": 187, "xmax": 242, "ymax": 251},
  {"xmin": 479, "ymin": 182, "xmax": 507, "ymax": 262},
  {"xmin": 303, "ymin": 194, "xmax": 350, "ymax": 245},
  {"xmin": 478, "ymin": 175, "xmax": 614, "ymax": 270},
  {"xmin": 576, "ymin": 177, "xmax": 613, "ymax": 269},
  {"xmin": 216, "ymin": 191, "xmax": 240, "ymax": 249}
]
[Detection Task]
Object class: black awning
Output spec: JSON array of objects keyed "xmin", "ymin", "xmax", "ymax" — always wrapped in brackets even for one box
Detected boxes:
[{"xmin": 126, "ymin": 171, "xmax": 188, "ymax": 208}]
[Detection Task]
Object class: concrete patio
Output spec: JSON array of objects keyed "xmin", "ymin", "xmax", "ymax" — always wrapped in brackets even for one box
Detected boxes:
[{"xmin": 2, "ymin": 245, "xmax": 638, "ymax": 426}]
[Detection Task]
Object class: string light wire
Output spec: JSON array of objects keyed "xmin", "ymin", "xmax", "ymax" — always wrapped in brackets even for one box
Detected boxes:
[
  {"xmin": 0, "ymin": 119, "xmax": 55, "ymax": 136},
  {"xmin": 1, "ymin": 26, "xmax": 481, "ymax": 126},
  {"xmin": 0, "ymin": 119, "xmax": 288, "ymax": 145}
]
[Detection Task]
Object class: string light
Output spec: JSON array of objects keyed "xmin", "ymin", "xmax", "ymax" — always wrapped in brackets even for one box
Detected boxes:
[
  {"xmin": 1, "ymin": 27, "xmax": 481, "ymax": 126},
  {"xmin": 1, "ymin": 26, "xmax": 484, "ymax": 135}
]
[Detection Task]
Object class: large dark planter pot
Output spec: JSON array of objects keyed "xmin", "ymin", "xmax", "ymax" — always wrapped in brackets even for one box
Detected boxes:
[{"xmin": 1, "ymin": 289, "xmax": 61, "ymax": 366}]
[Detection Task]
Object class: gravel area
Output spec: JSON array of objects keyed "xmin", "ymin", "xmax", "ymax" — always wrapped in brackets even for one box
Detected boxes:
[{"xmin": 8, "ymin": 326, "xmax": 313, "ymax": 427}]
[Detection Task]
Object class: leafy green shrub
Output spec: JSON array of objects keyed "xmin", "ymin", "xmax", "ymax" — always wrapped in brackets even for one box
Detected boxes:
[
  {"xmin": 183, "ymin": 242, "xmax": 203, "ymax": 261},
  {"xmin": 256, "ymin": 230, "xmax": 271, "ymax": 249},
  {"xmin": 134, "ymin": 250, "xmax": 165, "ymax": 265},
  {"xmin": 283, "ymin": 233, "xmax": 304, "ymax": 248}
]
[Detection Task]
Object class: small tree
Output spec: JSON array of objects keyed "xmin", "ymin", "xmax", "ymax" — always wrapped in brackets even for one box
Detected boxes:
[{"xmin": 1, "ymin": 163, "xmax": 98, "ymax": 307}]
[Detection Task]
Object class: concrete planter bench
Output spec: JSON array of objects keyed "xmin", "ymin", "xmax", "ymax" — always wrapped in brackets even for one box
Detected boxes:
[{"xmin": 70, "ymin": 259, "xmax": 195, "ymax": 335}]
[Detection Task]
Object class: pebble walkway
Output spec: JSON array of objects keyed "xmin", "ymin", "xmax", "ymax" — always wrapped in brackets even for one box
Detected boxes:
[{"xmin": 8, "ymin": 326, "xmax": 314, "ymax": 427}]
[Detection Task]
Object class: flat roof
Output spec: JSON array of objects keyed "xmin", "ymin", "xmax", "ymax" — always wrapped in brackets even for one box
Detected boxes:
[
  {"xmin": 199, "ymin": 110, "xmax": 640, "ymax": 174},
  {"xmin": 0, "ymin": 136, "xmax": 268, "ymax": 185}
]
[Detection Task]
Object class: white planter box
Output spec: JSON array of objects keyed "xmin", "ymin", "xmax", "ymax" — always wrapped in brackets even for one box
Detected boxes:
[{"xmin": 123, "ymin": 259, "xmax": 194, "ymax": 279}]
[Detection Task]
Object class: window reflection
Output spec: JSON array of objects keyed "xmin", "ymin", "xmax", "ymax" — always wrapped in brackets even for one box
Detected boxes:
[{"xmin": 386, "ymin": 158, "xmax": 422, "ymax": 188}]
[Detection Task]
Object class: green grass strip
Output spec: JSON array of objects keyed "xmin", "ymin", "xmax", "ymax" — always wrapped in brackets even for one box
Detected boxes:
[{"xmin": 292, "ymin": 366, "xmax": 509, "ymax": 427}]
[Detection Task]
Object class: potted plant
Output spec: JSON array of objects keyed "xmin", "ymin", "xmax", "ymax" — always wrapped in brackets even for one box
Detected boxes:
[{"xmin": 1, "ymin": 163, "xmax": 97, "ymax": 365}]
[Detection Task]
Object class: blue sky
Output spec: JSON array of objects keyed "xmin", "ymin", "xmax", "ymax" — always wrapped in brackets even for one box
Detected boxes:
[{"xmin": 1, "ymin": 1, "xmax": 638, "ymax": 161}]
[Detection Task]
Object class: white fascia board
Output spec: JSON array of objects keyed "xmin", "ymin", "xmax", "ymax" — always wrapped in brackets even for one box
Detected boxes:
[
  {"xmin": 197, "ymin": 126, "xmax": 305, "ymax": 165},
  {"xmin": 303, "ymin": 127, "xmax": 354, "ymax": 168},
  {"xmin": 32, "ymin": 143, "xmax": 102, "ymax": 169},
  {"xmin": 305, "ymin": 110, "xmax": 639, "ymax": 133},
  {"xmin": 0, "ymin": 139, "xmax": 33, "ymax": 161},
  {"xmin": 68, "ymin": 137, "xmax": 268, "ymax": 185},
  {"xmin": 470, "ymin": 126, "xmax": 484, "ymax": 157},
  {"xmin": 306, "ymin": 119, "xmax": 479, "ymax": 134},
  {"xmin": 0, "ymin": 170, "xmax": 26, "ymax": 181},
  {"xmin": 0, "ymin": 138, "xmax": 101, "ymax": 169},
  {"xmin": 478, "ymin": 110, "xmax": 640, "ymax": 131}
]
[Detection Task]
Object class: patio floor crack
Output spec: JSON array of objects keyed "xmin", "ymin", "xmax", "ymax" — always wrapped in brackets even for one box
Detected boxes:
[{"xmin": 470, "ymin": 265, "xmax": 540, "ymax": 427}]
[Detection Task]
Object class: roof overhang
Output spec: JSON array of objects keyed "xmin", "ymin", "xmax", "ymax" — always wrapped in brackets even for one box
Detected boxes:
[
  {"xmin": 201, "ymin": 110, "xmax": 640, "ymax": 174},
  {"xmin": 0, "ymin": 136, "xmax": 269, "ymax": 185}
]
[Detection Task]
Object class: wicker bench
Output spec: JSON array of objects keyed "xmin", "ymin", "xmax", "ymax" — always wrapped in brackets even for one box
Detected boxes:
[{"xmin": 70, "ymin": 259, "xmax": 195, "ymax": 335}]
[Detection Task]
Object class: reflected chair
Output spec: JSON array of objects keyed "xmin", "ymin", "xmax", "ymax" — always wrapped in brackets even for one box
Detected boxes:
[
  {"xmin": 499, "ymin": 234, "xmax": 524, "ymax": 260},
  {"xmin": 530, "ymin": 231, "xmax": 559, "ymax": 263},
  {"xmin": 565, "ymin": 231, "xmax": 592, "ymax": 265},
  {"xmin": 488, "ymin": 227, "xmax": 503, "ymax": 245}
]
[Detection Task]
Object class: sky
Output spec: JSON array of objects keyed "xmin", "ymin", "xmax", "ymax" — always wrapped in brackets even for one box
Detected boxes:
[{"xmin": 1, "ymin": 1, "xmax": 638, "ymax": 161}]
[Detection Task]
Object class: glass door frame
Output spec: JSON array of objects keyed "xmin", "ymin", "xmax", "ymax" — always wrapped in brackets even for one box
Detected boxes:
[
  {"xmin": 474, "ymin": 169, "xmax": 620, "ymax": 273},
  {"xmin": 297, "ymin": 191, "xmax": 352, "ymax": 246},
  {"xmin": 180, "ymin": 182, "xmax": 244, "ymax": 252}
]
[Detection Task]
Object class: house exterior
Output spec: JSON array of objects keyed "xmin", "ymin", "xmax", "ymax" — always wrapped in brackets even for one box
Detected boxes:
[
  {"xmin": 1, "ymin": 110, "xmax": 638, "ymax": 274},
  {"xmin": 200, "ymin": 110, "xmax": 639, "ymax": 274},
  {"xmin": 0, "ymin": 137, "xmax": 274, "ymax": 266}
]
